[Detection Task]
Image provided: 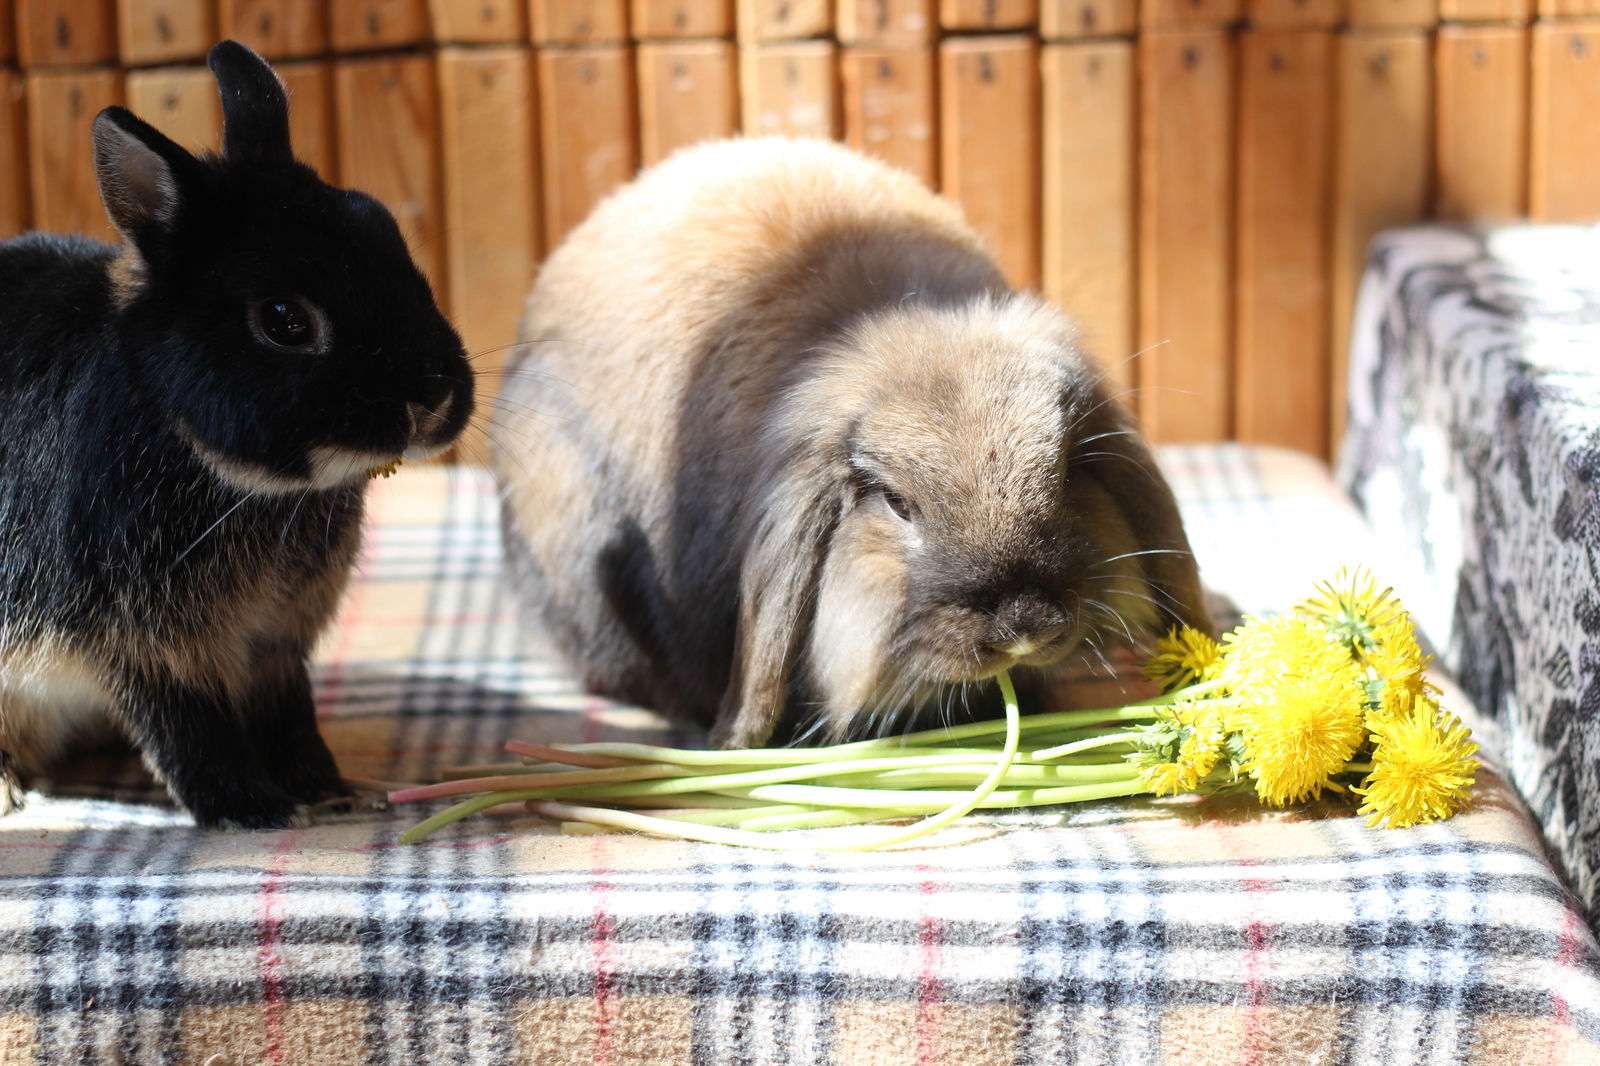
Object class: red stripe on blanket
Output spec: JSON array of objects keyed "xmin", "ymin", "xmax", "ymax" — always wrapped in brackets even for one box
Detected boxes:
[
  {"xmin": 915, "ymin": 867, "xmax": 943, "ymax": 1066},
  {"xmin": 257, "ymin": 831, "xmax": 296, "ymax": 1066},
  {"xmin": 590, "ymin": 836, "xmax": 616, "ymax": 1066},
  {"xmin": 1546, "ymin": 905, "xmax": 1586, "ymax": 1063}
]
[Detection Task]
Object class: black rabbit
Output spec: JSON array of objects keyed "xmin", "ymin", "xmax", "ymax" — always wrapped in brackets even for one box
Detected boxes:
[{"xmin": 0, "ymin": 41, "xmax": 474, "ymax": 828}]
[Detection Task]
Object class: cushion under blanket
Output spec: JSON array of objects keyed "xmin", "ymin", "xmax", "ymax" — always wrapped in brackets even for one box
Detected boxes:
[
  {"xmin": 2, "ymin": 450, "xmax": 1598, "ymax": 1065},
  {"xmin": 1340, "ymin": 224, "xmax": 1600, "ymax": 928}
]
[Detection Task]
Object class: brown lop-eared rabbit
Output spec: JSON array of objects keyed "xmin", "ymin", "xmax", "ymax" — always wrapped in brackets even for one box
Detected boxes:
[{"xmin": 491, "ymin": 138, "xmax": 1212, "ymax": 747}]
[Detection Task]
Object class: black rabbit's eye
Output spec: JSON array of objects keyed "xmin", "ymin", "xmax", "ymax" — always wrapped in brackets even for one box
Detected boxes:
[
  {"xmin": 250, "ymin": 297, "xmax": 326, "ymax": 353},
  {"xmin": 881, "ymin": 488, "xmax": 914, "ymax": 521}
]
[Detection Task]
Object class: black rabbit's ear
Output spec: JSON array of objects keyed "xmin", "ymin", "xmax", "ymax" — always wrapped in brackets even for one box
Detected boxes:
[
  {"xmin": 92, "ymin": 107, "xmax": 193, "ymax": 237},
  {"xmin": 208, "ymin": 40, "xmax": 292, "ymax": 162}
]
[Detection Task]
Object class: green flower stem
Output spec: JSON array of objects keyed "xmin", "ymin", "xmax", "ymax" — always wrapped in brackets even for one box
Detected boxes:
[
  {"xmin": 1030, "ymin": 732, "xmax": 1148, "ymax": 760},
  {"xmin": 716, "ymin": 775, "xmax": 1151, "ymax": 810},
  {"xmin": 631, "ymin": 804, "xmax": 822, "ymax": 825},
  {"xmin": 821, "ymin": 762, "xmax": 1143, "ymax": 789},
  {"xmin": 738, "ymin": 807, "xmax": 931, "ymax": 831},
  {"xmin": 389, "ymin": 763, "xmax": 703, "ymax": 803}
]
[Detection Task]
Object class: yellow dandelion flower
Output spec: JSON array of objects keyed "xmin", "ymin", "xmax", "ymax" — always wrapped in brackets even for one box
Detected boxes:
[
  {"xmin": 1173, "ymin": 702, "xmax": 1226, "ymax": 789},
  {"xmin": 1143, "ymin": 626, "xmax": 1223, "ymax": 692},
  {"xmin": 1219, "ymin": 614, "xmax": 1357, "ymax": 703},
  {"xmin": 1140, "ymin": 762, "xmax": 1186, "ymax": 797},
  {"xmin": 1296, "ymin": 566, "xmax": 1404, "ymax": 656},
  {"xmin": 1364, "ymin": 618, "xmax": 1437, "ymax": 703},
  {"xmin": 1235, "ymin": 672, "xmax": 1368, "ymax": 806},
  {"xmin": 1354, "ymin": 706, "xmax": 1479, "ymax": 828}
]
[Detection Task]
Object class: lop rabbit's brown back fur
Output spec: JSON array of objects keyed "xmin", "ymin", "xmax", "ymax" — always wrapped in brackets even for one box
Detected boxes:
[{"xmin": 493, "ymin": 138, "xmax": 1211, "ymax": 746}]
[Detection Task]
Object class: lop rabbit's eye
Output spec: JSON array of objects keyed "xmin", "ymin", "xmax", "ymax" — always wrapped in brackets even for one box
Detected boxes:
[
  {"xmin": 881, "ymin": 487, "xmax": 914, "ymax": 522},
  {"xmin": 250, "ymin": 298, "xmax": 327, "ymax": 353}
]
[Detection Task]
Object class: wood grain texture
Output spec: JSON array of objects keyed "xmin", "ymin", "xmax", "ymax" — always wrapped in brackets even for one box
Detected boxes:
[
  {"xmin": 1039, "ymin": 0, "xmax": 1134, "ymax": 39},
  {"xmin": 837, "ymin": 0, "xmax": 931, "ymax": 46},
  {"xmin": 0, "ymin": 0, "xmax": 14, "ymax": 61},
  {"xmin": 1435, "ymin": 25, "xmax": 1528, "ymax": 221},
  {"xmin": 638, "ymin": 40, "xmax": 737, "ymax": 166},
  {"xmin": 1541, "ymin": 0, "xmax": 1600, "ymax": 17},
  {"xmin": 531, "ymin": 0, "xmax": 629, "ymax": 42},
  {"xmin": 1235, "ymin": 30, "xmax": 1332, "ymax": 458},
  {"xmin": 431, "ymin": 0, "xmax": 527, "ymax": 42},
  {"xmin": 1345, "ymin": 0, "xmax": 1434, "ymax": 26},
  {"xmin": 25, "ymin": 68, "xmax": 121, "ymax": 240},
  {"xmin": 125, "ymin": 66, "xmax": 222, "ymax": 153},
  {"xmin": 0, "ymin": 69, "xmax": 27, "ymax": 238},
  {"xmin": 277, "ymin": 59, "xmax": 337, "ymax": 181},
  {"xmin": 735, "ymin": 0, "xmax": 830, "ymax": 43},
  {"xmin": 1330, "ymin": 31, "xmax": 1428, "ymax": 449},
  {"xmin": 940, "ymin": 35, "xmax": 1040, "ymax": 291},
  {"xmin": 1247, "ymin": 0, "xmax": 1338, "ymax": 29},
  {"xmin": 631, "ymin": 0, "xmax": 732, "ymax": 38},
  {"xmin": 1531, "ymin": 20, "xmax": 1600, "ymax": 221},
  {"xmin": 939, "ymin": 0, "xmax": 1036, "ymax": 31},
  {"xmin": 1042, "ymin": 40, "xmax": 1135, "ymax": 395},
  {"xmin": 437, "ymin": 46, "xmax": 540, "ymax": 463},
  {"xmin": 329, "ymin": 0, "xmax": 430, "ymax": 51},
  {"xmin": 1438, "ymin": 0, "xmax": 1528, "ymax": 21},
  {"xmin": 1140, "ymin": 0, "xmax": 1241, "ymax": 29},
  {"xmin": 117, "ymin": 0, "xmax": 212, "ymax": 65},
  {"xmin": 841, "ymin": 47, "xmax": 935, "ymax": 187},
  {"xmin": 334, "ymin": 55, "xmax": 446, "ymax": 308},
  {"xmin": 16, "ymin": 0, "xmax": 117, "ymax": 66},
  {"xmin": 538, "ymin": 45, "xmax": 638, "ymax": 251},
  {"xmin": 739, "ymin": 41, "xmax": 837, "ymax": 138},
  {"xmin": 1137, "ymin": 30, "xmax": 1234, "ymax": 443},
  {"xmin": 218, "ymin": 0, "xmax": 327, "ymax": 58}
]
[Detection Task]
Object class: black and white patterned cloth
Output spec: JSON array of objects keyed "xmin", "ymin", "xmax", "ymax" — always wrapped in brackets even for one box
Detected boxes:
[{"xmin": 1341, "ymin": 223, "xmax": 1600, "ymax": 925}]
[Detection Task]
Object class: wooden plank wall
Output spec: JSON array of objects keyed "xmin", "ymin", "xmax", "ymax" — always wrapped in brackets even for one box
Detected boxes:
[{"xmin": 3, "ymin": 0, "xmax": 1598, "ymax": 459}]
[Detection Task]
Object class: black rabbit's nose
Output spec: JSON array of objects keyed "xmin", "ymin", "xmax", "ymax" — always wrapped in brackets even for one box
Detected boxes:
[
  {"xmin": 992, "ymin": 594, "xmax": 1070, "ymax": 655},
  {"xmin": 406, "ymin": 395, "xmax": 454, "ymax": 443}
]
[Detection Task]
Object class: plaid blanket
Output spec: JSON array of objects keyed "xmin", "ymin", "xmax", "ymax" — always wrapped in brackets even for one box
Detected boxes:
[{"xmin": 2, "ymin": 445, "xmax": 1597, "ymax": 1065}]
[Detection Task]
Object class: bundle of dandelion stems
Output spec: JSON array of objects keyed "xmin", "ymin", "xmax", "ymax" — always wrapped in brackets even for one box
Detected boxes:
[{"xmin": 391, "ymin": 569, "xmax": 1482, "ymax": 848}]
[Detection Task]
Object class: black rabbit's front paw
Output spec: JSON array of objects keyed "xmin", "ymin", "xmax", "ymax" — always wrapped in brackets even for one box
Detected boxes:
[{"xmin": 185, "ymin": 783, "xmax": 304, "ymax": 830}]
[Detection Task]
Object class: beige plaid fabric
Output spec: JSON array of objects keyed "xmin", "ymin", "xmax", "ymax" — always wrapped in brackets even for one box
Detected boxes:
[{"xmin": 2, "ymin": 445, "xmax": 1597, "ymax": 1065}]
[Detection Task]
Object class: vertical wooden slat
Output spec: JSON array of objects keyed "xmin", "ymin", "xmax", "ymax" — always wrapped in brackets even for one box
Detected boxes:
[
  {"xmin": 939, "ymin": 0, "xmax": 1037, "ymax": 31},
  {"xmin": 631, "ymin": 0, "xmax": 732, "ymax": 37},
  {"xmin": 1541, "ymin": 0, "xmax": 1600, "ymax": 17},
  {"xmin": 125, "ymin": 67, "xmax": 222, "ymax": 153},
  {"xmin": 1438, "ymin": 0, "xmax": 1528, "ymax": 20},
  {"xmin": 1531, "ymin": 20, "xmax": 1600, "ymax": 221},
  {"xmin": 837, "ymin": 0, "xmax": 933, "ymax": 47},
  {"xmin": 1329, "ymin": 31, "xmax": 1429, "ymax": 449},
  {"xmin": 277, "ymin": 59, "xmax": 338, "ymax": 182},
  {"xmin": 329, "ymin": 0, "xmax": 431, "ymax": 51},
  {"xmin": 1346, "ymin": 0, "xmax": 1435, "ymax": 24},
  {"xmin": 1435, "ymin": 25, "xmax": 1528, "ymax": 221},
  {"xmin": 0, "ymin": 69, "xmax": 28, "ymax": 239},
  {"xmin": 25, "ymin": 69, "xmax": 121, "ymax": 240},
  {"xmin": 334, "ymin": 55, "xmax": 446, "ymax": 308},
  {"xmin": 940, "ymin": 35, "xmax": 1041, "ymax": 290},
  {"xmin": 17, "ymin": 0, "xmax": 118, "ymax": 66},
  {"xmin": 1042, "ymin": 40, "xmax": 1135, "ymax": 393},
  {"xmin": 218, "ymin": 0, "xmax": 328, "ymax": 58},
  {"xmin": 735, "ymin": 0, "xmax": 830, "ymax": 42},
  {"xmin": 1138, "ymin": 30, "xmax": 1234, "ymax": 443},
  {"xmin": 739, "ymin": 41, "xmax": 837, "ymax": 137},
  {"xmin": 1140, "ymin": 0, "xmax": 1241, "ymax": 28},
  {"xmin": 117, "ymin": 0, "xmax": 213, "ymax": 65},
  {"xmin": 840, "ymin": 46, "xmax": 935, "ymax": 187},
  {"xmin": 1248, "ymin": 0, "xmax": 1338, "ymax": 28},
  {"xmin": 1235, "ymin": 29, "xmax": 1332, "ymax": 458},
  {"xmin": 1, "ymin": 0, "xmax": 15, "ymax": 61},
  {"xmin": 531, "ymin": 0, "xmax": 630, "ymax": 42},
  {"xmin": 1039, "ymin": 0, "xmax": 1134, "ymax": 38},
  {"xmin": 538, "ymin": 45, "xmax": 638, "ymax": 251},
  {"xmin": 637, "ymin": 40, "xmax": 737, "ymax": 166},
  {"xmin": 431, "ymin": 0, "xmax": 527, "ymax": 42},
  {"xmin": 438, "ymin": 45, "xmax": 540, "ymax": 462}
]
